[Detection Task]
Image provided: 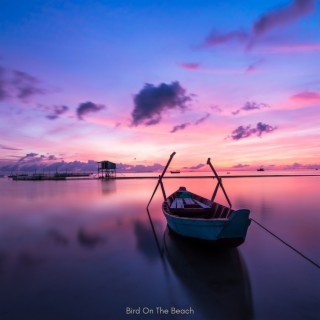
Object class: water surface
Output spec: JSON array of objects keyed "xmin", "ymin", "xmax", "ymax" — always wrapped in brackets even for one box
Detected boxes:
[{"xmin": 0, "ymin": 175, "xmax": 319, "ymax": 319}]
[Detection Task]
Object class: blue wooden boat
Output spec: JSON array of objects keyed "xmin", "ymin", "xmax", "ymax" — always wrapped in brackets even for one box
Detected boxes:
[
  {"xmin": 147, "ymin": 152, "xmax": 251, "ymax": 247},
  {"xmin": 162, "ymin": 186, "xmax": 250, "ymax": 247}
]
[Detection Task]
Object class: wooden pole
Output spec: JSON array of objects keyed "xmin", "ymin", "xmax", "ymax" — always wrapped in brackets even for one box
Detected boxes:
[
  {"xmin": 207, "ymin": 157, "xmax": 232, "ymax": 208},
  {"xmin": 147, "ymin": 152, "xmax": 176, "ymax": 209}
]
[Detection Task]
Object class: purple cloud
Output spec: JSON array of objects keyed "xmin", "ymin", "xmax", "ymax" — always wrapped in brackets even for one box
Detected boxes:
[
  {"xmin": 253, "ymin": 0, "xmax": 316, "ymax": 35},
  {"xmin": 0, "ymin": 65, "xmax": 47, "ymax": 103},
  {"xmin": 0, "ymin": 66, "xmax": 8, "ymax": 101},
  {"xmin": 0, "ymin": 144, "xmax": 22, "ymax": 151},
  {"xmin": 203, "ymin": 0, "xmax": 315, "ymax": 50},
  {"xmin": 11, "ymin": 70, "xmax": 46, "ymax": 102},
  {"xmin": 183, "ymin": 163, "xmax": 206, "ymax": 170},
  {"xmin": 46, "ymin": 105, "xmax": 69, "ymax": 120},
  {"xmin": 179, "ymin": 63, "xmax": 200, "ymax": 70},
  {"xmin": 116, "ymin": 162, "xmax": 164, "ymax": 173},
  {"xmin": 204, "ymin": 30, "xmax": 249, "ymax": 47},
  {"xmin": 131, "ymin": 82, "xmax": 192, "ymax": 126},
  {"xmin": 233, "ymin": 163, "xmax": 250, "ymax": 168},
  {"xmin": 18, "ymin": 152, "xmax": 39, "ymax": 162},
  {"xmin": 291, "ymin": 91, "xmax": 320, "ymax": 101},
  {"xmin": 77, "ymin": 101, "xmax": 106, "ymax": 120},
  {"xmin": 195, "ymin": 113, "xmax": 210, "ymax": 125},
  {"xmin": 230, "ymin": 122, "xmax": 277, "ymax": 140},
  {"xmin": 246, "ymin": 59, "xmax": 265, "ymax": 73},
  {"xmin": 210, "ymin": 105, "xmax": 222, "ymax": 113},
  {"xmin": 170, "ymin": 122, "xmax": 191, "ymax": 133},
  {"xmin": 232, "ymin": 101, "xmax": 269, "ymax": 115}
]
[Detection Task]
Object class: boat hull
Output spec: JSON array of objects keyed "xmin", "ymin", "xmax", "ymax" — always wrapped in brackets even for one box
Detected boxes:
[
  {"xmin": 162, "ymin": 187, "xmax": 251, "ymax": 248},
  {"xmin": 163, "ymin": 210, "xmax": 250, "ymax": 247}
]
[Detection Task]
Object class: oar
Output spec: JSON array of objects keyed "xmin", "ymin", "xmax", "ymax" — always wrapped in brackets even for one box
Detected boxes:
[
  {"xmin": 207, "ymin": 157, "xmax": 232, "ymax": 208},
  {"xmin": 146, "ymin": 152, "xmax": 176, "ymax": 209}
]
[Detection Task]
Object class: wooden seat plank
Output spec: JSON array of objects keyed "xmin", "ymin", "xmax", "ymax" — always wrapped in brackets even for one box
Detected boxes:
[
  {"xmin": 184, "ymin": 198, "xmax": 195, "ymax": 205},
  {"xmin": 194, "ymin": 199, "xmax": 210, "ymax": 208},
  {"xmin": 170, "ymin": 199, "xmax": 178, "ymax": 209},
  {"xmin": 176, "ymin": 198, "xmax": 184, "ymax": 208}
]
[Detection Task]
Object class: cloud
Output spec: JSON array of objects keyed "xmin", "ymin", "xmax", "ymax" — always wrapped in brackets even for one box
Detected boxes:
[
  {"xmin": 203, "ymin": 1, "xmax": 316, "ymax": 50},
  {"xmin": 18, "ymin": 152, "xmax": 39, "ymax": 162},
  {"xmin": 46, "ymin": 105, "xmax": 69, "ymax": 120},
  {"xmin": 184, "ymin": 163, "xmax": 206, "ymax": 170},
  {"xmin": 253, "ymin": 0, "xmax": 316, "ymax": 35},
  {"xmin": 77, "ymin": 228, "xmax": 105, "ymax": 248},
  {"xmin": 170, "ymin": 112, "xmax": 210, "ymax": 133},
  {"xmin": 0, "ymin": 144, "xmax": 22, "ymax": 151},
  {"xmin": 246, "ymin": 59, "xmax": 265, "ymax": 73},
  {"xmin": 0, "ymin": 156, "xmax": 166, "ymax": 174},
  {"xmin": 284, "ymin": 162, "xmax": 320, "ymax": 169},
  {"xmin": 179, "ymin": 63, "xmax": 200, "ymax": 70},
  {"xmin": 233, "ymin": 163, "xmax": 250, "ymax": 168},
  {"xmin": 11, "ymin": 70, "xmax": 46, "ymax": 102},
  {"xmin": 170, "ymin": 122, "xmax": 191, "ymax": 133},
  {"xmin": 210, "ymin": 105, "xmax": 222, "ymax": 113},
  {"xmin": 116, "ymin": 163, "xmax": 164, "ymax": 173},
  {"xmin": 195, "ymin": 112, "xmax": 210, "ymax": 125},
  {"xmin": 204, "ymin": 30, "xmax": 249, "ymax": 47},
  {"xmin": 76, "ymin": 101, "xmax": 106, "ymax": 120},
  {"xmin": 291, "ymin": 91, "xmax": 320, "ymax": 101},
  {"xmin": 0, "ymin": 66, "xmax": 8, "ymax": 101},
  {"xmin": 131, "ymin": 81, "xmax": 192, "ymax": 126},
  {"xmin": 232, "ymin": 101, "xmax": 269, "ymax": 115},
  {"xmin": 229, "ymin": 122, "xmax": 277, "ymax": 140},
  {"xmin": 0, "ymin": 65, "xmax": 47, "ymax": 103}
]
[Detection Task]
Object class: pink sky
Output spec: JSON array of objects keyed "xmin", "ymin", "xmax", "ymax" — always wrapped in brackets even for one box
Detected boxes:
[{"xmin": 0, "ymin": 0, "xmax": 319, "ymax": 172}]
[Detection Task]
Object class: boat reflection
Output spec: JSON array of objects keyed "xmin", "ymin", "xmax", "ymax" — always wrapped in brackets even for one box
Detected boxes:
[{"xmin": 164, "ymin": 227, "xmax": 253, "ymax": 320}]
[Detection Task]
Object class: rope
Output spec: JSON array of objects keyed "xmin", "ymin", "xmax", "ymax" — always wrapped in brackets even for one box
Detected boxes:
[{"xmin": 250, "ymin": 218, "xmax": 320, "ymax": 269}]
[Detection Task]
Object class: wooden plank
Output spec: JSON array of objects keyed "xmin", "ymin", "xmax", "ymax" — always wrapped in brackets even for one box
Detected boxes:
[
  {"xmin": 194, "ymin": 199, "xmax": 210, "ymax": 208},
  {"xmin": 176, "ymin": 198, "xmax": 184, "ymax": 208},
  {"xmin": 184, "ymin": 198, "xmax": 195, "ymax": 205},
  {"xmin": 214, "ymin": 205, "xmax": 224, "ymax": 218},
  {"xmin": 170, "ymin": 199, "xmax": 178, "ymax": 209}
]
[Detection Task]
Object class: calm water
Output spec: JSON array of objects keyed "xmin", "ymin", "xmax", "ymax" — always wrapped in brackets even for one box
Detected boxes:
[{"xmin": 0, "ymin": 175, "xmax": 319, "ymax": 320}]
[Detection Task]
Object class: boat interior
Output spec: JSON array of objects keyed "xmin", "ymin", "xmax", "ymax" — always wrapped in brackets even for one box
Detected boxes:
[{"xmin": 164, "ymin": 188, "xmax": 234, "ymax": 219}]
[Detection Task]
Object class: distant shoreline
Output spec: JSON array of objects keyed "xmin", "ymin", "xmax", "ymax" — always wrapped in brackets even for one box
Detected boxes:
[{"xmin": 102, "ymin": 174, "xmax": 320, "ymax": 180}]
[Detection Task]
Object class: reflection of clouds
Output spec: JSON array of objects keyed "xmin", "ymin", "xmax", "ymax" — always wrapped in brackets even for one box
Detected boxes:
[
  {"xmin": 18, "ymin": 250, "xmax": 44, "ymax": 267},
  {"xmin": 77, "ymin": 228, "xmax": 106, "ymax": 248},
  {"xmin": 47, "ymin": 229, "xmax": 69, "ymax": 246},
  {"xmin": 133, "ymin": 219, "xmax": 162, "ymax": 262}
]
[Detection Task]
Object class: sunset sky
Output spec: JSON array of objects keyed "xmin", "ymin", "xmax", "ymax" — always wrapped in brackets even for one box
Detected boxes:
[{"xmin": 0, "ymin": 0, "xmax": 319, "ymax": 171}]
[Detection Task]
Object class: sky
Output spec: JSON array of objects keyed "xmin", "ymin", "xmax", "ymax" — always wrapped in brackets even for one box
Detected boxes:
[{"xmin": 0, "ymin": 0, "xmax": 320, "ymax": 172}]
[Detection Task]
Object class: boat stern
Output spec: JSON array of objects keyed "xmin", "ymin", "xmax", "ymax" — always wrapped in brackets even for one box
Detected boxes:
[{"xmin": 218, "ymin": 209, "xmax": 251, "ymax": 240}]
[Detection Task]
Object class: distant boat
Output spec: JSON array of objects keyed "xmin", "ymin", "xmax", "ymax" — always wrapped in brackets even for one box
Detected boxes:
[
  {"xmin": 148, "ymin": 153, "xmax": 251, "ymax": 248},
  {"xmin": 257, "ymin": 168, "xmax": 265, "ymax": 172},
  {"xmin": 170, "ymin": 170, "xmax": 180, "ymax": 174}
]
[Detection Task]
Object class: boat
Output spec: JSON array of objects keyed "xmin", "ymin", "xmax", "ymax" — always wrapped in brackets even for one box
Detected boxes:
[
  {"xmin": 147, "ymin": 152, "xmax": 251, "ymax": 247},
  {"xmin": 170, "ymin": 170, "xmax": 180, "ymax": 174},
  {"xmin": 162, "ymin": 186, "xmax": 250, "ymax": 247},
  {"xmin": 257, "ymin": 168, "xmax": 264, "ymax": 171}
]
